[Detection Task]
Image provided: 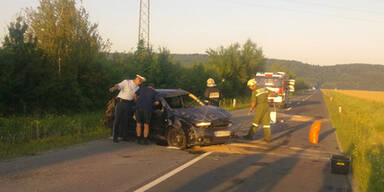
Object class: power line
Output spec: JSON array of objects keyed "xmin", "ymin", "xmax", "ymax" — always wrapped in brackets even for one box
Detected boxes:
[
  {"xmin": 219, "ymin": 0, "xmax": 384, "ymax": 23},
  {"xmin": 278, "ymin": 0, "xmax": 384, "ymax": 16}
]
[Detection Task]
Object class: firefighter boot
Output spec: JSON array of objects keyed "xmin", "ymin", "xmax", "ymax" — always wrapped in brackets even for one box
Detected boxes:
[
  {"xmin": 244, "ymin": 125, "xmax": 258, "ymax": 140},
  {"xmin": 263, "ymin": 125, "xmax": 271, "ymax": 143}
]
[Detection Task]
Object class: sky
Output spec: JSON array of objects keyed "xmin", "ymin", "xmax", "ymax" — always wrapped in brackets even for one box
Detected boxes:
[{"xmin": 1, "ymin": 0, "xmax": 384, "ymax": 65}]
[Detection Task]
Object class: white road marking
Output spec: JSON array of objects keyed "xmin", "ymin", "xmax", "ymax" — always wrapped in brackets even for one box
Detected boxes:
[
  {"xmin": 291, "ymin": 91, "xmax": 316, "ymax": 107},
  {"xmin": 134, "ymin": 152, "xmax": 213, "ymax": 192},
  {"xmin": 303, "ymin": 91, "xmax": 316, "ymax": 102},
  {"xmin": 166, "ymin": 146, "xmax": 180, "ymax": 150}
]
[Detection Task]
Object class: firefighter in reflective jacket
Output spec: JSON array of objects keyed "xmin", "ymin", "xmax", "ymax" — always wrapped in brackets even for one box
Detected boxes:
[
  {"xmin": 204, "ymin": 78, "xmax": 221, "ymax": 106},
  {"xmin": 245, "ymin": 78, "xmax": 271, "ymax": 142}
]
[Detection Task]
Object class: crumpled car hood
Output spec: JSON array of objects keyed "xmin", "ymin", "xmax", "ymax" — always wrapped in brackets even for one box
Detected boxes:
[{"xmin": 173, "ymin": 106, "xmax": 231, "ymax": 125}]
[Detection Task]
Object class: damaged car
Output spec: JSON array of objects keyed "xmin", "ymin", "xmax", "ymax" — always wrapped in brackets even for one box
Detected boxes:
[
  {"xmin": 105, "ymin": 89, "xmax": 232, "ymax": 148},
  {"xmin": 152, "ymin": 89, "xmax": 232, "ymax": 148}
]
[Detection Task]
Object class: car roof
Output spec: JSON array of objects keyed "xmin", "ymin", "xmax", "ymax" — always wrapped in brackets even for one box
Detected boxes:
[{"xmin": 155, "ymin": 89, "xmax": 189, "ymax": 97}]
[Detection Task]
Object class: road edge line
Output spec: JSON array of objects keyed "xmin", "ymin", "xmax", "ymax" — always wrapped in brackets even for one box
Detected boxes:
[{"xmin": 134, "ymin": 152, "xmax": 213, "ymax": 192}]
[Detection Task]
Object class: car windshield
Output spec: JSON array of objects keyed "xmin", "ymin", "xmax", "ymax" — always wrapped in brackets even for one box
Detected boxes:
[
  {"xmin": 256, "ymin": 77, "xmax": 282, "ymax": 87},
  {"xmin": 165, "ymin": 96, "xmax": 182, "ymax": 108},
  {"xmin": 164, "ymin": 93, "xmax": 204, "ymax": 109}
]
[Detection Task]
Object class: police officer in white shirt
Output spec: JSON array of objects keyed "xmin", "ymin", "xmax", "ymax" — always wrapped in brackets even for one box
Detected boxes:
[{"xmin": 109, "ymin": 74, "xmax": 145, "ymax": 143}]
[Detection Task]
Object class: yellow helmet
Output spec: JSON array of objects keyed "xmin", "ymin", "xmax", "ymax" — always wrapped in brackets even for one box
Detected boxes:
[
  {"xmin": 207, "ymin": 78, "xmax": 216, "ymax": 87},
  {"xmin": 247, "ymin": 79, "xmax": 257, "ymax": 86}
]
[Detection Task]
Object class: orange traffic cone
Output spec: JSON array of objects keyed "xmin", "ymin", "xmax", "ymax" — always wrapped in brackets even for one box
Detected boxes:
[{"xmin": 309, "ymin": 120, "xmax": 322, "ymax": 144}]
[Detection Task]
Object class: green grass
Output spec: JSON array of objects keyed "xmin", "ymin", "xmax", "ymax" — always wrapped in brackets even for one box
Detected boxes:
[
  {"xmin": 221, "ymin": 89, "xmax": 307, "ymax": 111},
  {"xmin": 322, "ymin": 90, "xmax": 384, "ymax": 192},
  {"xmin": 220, "ymin": 97, "xmax": 251, "ymax": 111},
  {"xmin": 0, "ymin": 111, "xmax": 110, "ymax": 160}
]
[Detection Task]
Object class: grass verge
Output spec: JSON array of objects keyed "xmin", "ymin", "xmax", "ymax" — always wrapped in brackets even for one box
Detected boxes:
[
  {"xmin": 221, "ymin": 89, "xmax": 307, "ymax": 111},
  {"xmin": 220, "ymin": 97, "xmax": 251, "ymax": 111},
  {"xmin": 0, "ymin": 111, "xmax": 109, "ymax": 160},
  {"xmin": 322, "ymin": 89, "xmax": 384, "ymax": 192}
]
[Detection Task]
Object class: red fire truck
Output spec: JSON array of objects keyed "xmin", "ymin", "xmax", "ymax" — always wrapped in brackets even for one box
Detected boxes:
[{"xmin": 255, "ymin": 72, "xmax": 293, "ymax": 108}]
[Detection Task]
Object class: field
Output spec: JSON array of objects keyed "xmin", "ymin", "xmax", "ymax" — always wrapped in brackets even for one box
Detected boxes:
[
  {"xmin": 322, "ymin": 89, "xmax": 384, "ymax": 192},
  {"xmin": 332, "ymin": 89, "xmax": 384, "ymax": 105},
  {"xmin": 0, "ymin": 111, "xmax": 109, "ymax": 160}
]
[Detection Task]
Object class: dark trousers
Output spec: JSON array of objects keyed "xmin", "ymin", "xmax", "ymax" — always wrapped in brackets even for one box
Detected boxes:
[{"xmin": 113, "ymin": 99, "xmax": 135, "ymax": 140}]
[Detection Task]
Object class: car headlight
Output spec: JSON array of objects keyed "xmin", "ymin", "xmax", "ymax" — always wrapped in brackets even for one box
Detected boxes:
[{"xmin": 196, "ymin": 122, "xmax": 211, "ymax": 127}]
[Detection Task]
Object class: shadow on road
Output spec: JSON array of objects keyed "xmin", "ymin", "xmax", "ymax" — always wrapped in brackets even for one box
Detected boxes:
[
  {"xmin": 0, "ymin": 139, "xmax": 138, "ymax": 176},
  {"xmin": 318, "ymin": 158, "xmax": 352, "ymax": 192},
  {"xmin": 291, "ymin": 101, "xmax": 321, "ymax": 108},
  {"xmin": 269, "ymin": 121, "xmax": 313, "ymax": 142},
  {"xmin": 175, "ymin": 142, "xmax": 304, "ymax": 191},
  {"xmin": 318, "ymin": 129, "xmax": 335, "ymax": 143}
]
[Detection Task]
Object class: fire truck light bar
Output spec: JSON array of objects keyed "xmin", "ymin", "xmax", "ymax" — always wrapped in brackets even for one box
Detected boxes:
[{"xmin": 256, "ymin": 72, "xmax": 285, "ymax": 78}]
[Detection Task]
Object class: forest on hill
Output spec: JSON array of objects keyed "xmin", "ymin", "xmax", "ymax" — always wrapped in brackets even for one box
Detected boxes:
[
  {"xmin": 172, "ymin": 54, "xmax": 384, "ymax": 91},
  {"xmin": 266, "ymin": 59, "xmax": 384, "ymax": 91}
]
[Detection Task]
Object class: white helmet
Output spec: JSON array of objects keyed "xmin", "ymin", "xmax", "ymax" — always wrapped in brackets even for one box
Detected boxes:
[
  {"xmin": 247, "ymin": 78, "xmax": 257, "ymax": 86},
  {"xmin": 207, "ymin": 78, "xmax": 216, "ymax": 87},
  {"xmin": 136, "ymin": 74, "xmax": 146, "ymax": 82}
]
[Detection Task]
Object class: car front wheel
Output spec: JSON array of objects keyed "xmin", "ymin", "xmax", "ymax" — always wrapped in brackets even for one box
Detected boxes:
[{"xmin": 167, "ymin": 127, "xmax": 187, "ymax": 149}]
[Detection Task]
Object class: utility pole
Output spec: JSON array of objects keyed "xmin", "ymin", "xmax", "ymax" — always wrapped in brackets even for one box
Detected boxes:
[{"xmin": 138, "ymin": 0, "xmax": 150, "ymax": 48}]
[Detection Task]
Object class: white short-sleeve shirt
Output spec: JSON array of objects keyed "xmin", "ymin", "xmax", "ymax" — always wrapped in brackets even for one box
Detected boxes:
[{"xmin": 117, "ymin": 80, "xmax": 139, "ymax": 100}]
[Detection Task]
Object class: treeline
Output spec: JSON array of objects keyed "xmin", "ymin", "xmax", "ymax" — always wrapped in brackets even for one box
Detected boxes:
[
  {"xmin": 172, "ymin": 54, "xmax": 311, "ymax": 91},
  {"xmin": 0, "ymin": 0, "xmax": 265, "ymax": 116},
  {"xmin": 107, "ymin": 39, "xmax": 265, "ymax": 100},
  {"xmin": 266, "ymin": 59, "xmax": 384, "ymax": 91},
  {"xmin": 174, "ymin": 53, "xmax": 384, "ymax": 91},
  {"xmin": 0, "ymin": 0, "xmax": 110, "ymax": 115}
]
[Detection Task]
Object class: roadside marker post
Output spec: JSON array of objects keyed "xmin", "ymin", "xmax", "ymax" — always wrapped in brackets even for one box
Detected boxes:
[{"xmin": 232, "ymin": 98, "xmax": 236, "ymax": 108}]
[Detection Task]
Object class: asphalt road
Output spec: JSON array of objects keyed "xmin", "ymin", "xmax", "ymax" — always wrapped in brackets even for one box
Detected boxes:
[{"xmin": 0, "ymin": 90, "xmax": 352, "ymax": 192}]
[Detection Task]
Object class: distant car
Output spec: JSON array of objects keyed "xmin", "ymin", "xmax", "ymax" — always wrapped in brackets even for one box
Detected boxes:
[{"xmin": 105, "ymin": 89, "xmax": 232, "ymax": 148}]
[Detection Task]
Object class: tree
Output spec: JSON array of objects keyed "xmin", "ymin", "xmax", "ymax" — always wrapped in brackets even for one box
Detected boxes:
[
  {"xmin": 241, "ymin": 39, "xmax": 265, "ymax": 81},
  {"xmin": 267, "ymin": 62, "xmax": 295, "ymax": 79},
  {"xmin": 206, "ymin": 39, "xmax": 265, "ymax": 97},
  {"xmin": 295, "ymin": 78, "xmax": 310, "ymax": 91},
  {"xmin": 26, "ymin": 0, "xmax": 108, "ymax": 76},
  {"xmin": 0, "ymin": 17, "xmax": 50, "ymax": 114},
  {"xmin": 23, "ymin": 0, "xmax": 110, "ymax": 111}
]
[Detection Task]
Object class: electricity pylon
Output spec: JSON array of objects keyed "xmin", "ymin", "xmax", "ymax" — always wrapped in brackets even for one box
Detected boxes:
[{"xmin": 138, "ymin": 0, "xmax": 150, "ymax": 48}]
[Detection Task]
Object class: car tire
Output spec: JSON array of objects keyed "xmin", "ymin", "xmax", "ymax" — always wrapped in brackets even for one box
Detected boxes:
[{"xmin": 167, "ymin": 127, "xmax": 187, "ymax": 149}]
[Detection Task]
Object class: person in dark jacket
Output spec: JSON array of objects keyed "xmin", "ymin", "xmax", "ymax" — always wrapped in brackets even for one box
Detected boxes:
[
  {"xmin": 204, "ymin": 78, "xmax": 221, "ymax": 106},
  {"xmin": 134, "ymin": 83, "xmax": 159, "ymax": 145}
]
